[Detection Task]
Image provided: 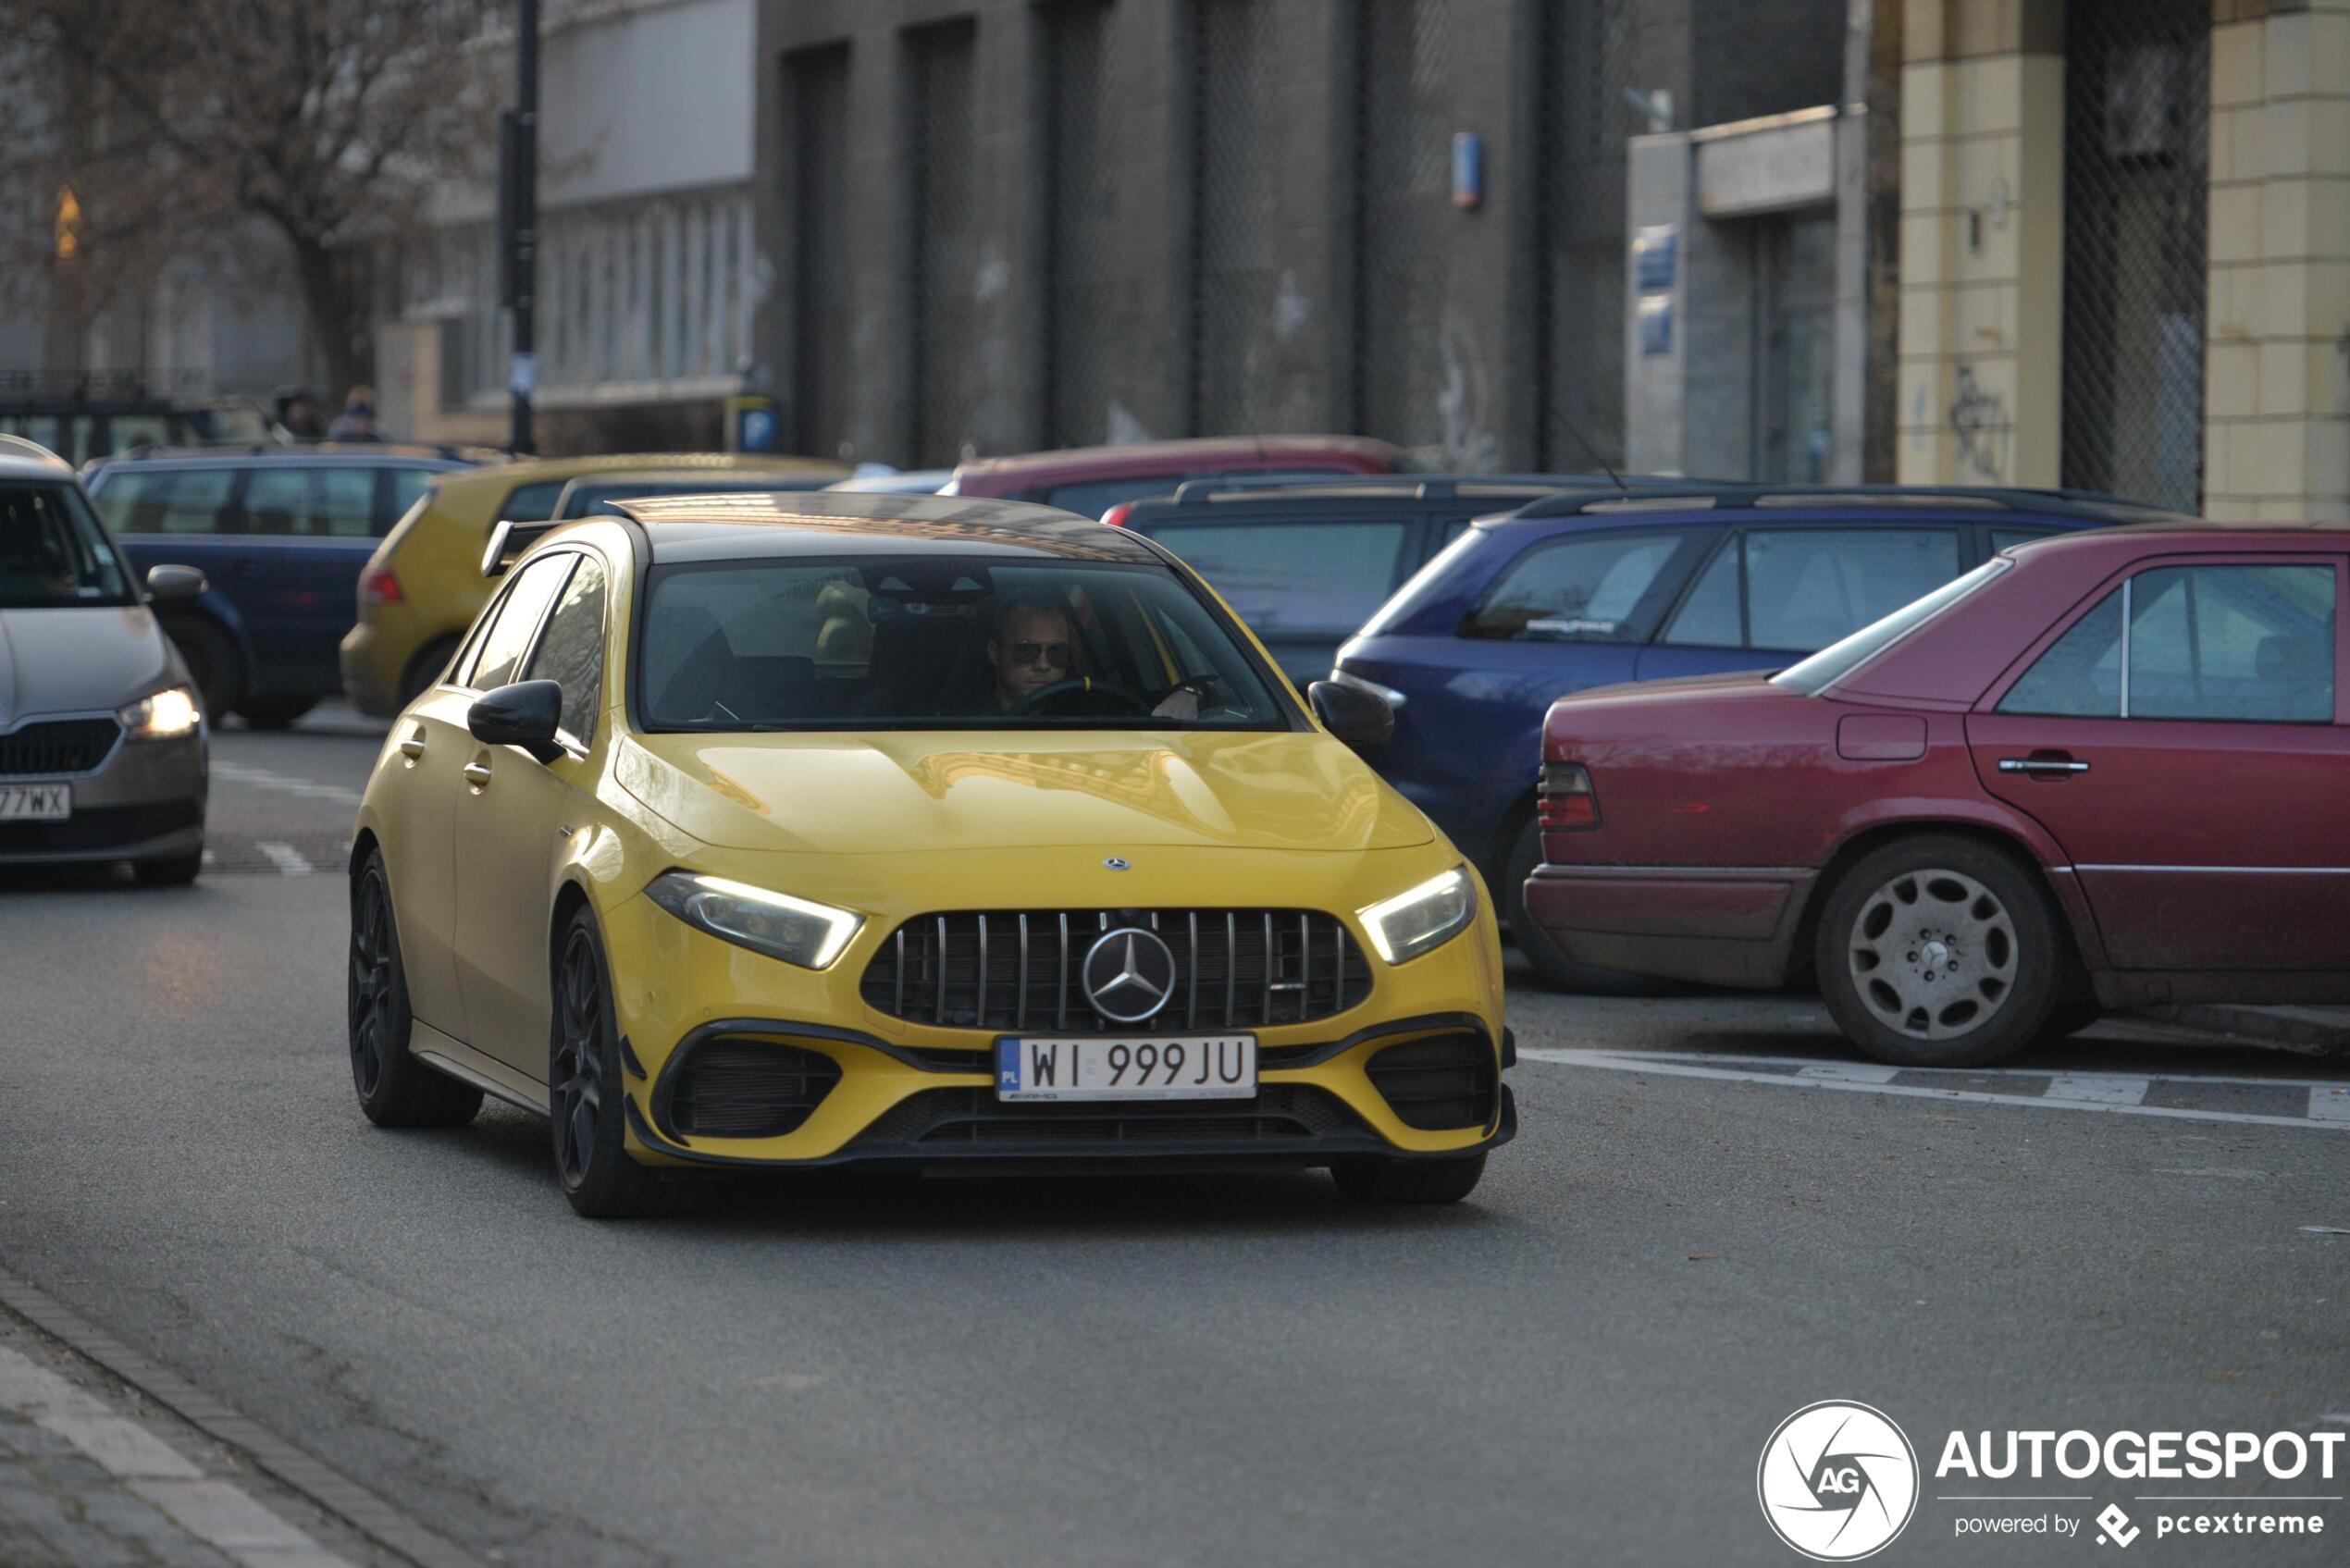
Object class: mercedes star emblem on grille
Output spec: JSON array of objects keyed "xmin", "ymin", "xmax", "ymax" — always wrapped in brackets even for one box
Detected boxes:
[
  {"xmin": 1103, "ymin": 857, "xmax": 1131, "ymax": 870},
  {"xmin": 1081, "ymin": 927, "xmax": 1178, "ymax": 1023}
]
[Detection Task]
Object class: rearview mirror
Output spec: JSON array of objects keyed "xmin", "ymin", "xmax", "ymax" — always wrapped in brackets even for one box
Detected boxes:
[
  {"xmin": 144, "ymin": 563, "xmax": 206, "ymax": 603},
  {"xmin": 1307, "ymin": 679, "xmax": 1393, "ymax": 749},
  {"xmin": 468, "ymin": 680, "xmax": 566, "ymax": 763}
]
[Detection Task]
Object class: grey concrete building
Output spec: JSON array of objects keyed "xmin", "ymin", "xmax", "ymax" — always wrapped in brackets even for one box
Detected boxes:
[{"xmin": 752, "ymin": 0, "xmax": 1862, "ymax": 473}]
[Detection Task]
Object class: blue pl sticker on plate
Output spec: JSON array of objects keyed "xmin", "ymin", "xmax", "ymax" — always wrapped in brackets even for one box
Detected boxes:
[{"xmin": 996, "ymin": 1040, "xmax": 1022, "ymax": 1091}]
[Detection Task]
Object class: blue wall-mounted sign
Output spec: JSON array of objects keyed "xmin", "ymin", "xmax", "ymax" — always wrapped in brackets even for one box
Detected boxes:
[
  {"xmin": 1634, "ymin": 225, "xmax": 1678, "ymax": 292},
  {"xmin": 1452, "ymin": 132, "xmax": 1484, "ymax": 210}
]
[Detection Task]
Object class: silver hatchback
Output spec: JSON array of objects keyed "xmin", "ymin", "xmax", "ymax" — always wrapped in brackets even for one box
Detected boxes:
[{"xmin": 0, "ymin": 438, "xmax": 208, "ymax": 883}]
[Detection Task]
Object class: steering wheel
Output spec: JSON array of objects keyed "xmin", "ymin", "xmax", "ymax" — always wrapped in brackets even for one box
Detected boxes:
[{"xmin": 1005, "ymin": 676, "xmax": 1152, "ymax": 717}]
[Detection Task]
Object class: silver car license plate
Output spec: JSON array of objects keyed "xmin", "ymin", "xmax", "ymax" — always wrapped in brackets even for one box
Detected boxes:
[{"xmin": 0, "ymin": 784, "xmax": 69, "ymax": 821}]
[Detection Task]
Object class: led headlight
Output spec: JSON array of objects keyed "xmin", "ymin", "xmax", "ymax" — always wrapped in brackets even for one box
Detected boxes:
[
  {"xmin": 646, "ymin": 871, "xmax": 862, "ymax": 970},
  {"xmin": 1357, "ymin": 866, "xmax": 1478, "ymax": 965},
  {"xmin": 119, "ymin": 686, "xmax": 202, "ymax": 739}
]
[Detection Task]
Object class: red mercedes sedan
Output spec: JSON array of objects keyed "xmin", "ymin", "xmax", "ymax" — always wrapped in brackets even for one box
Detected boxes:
[{"xmin": 1524, "ymin": 524, "xmax": 2347, "ymax": 1067}]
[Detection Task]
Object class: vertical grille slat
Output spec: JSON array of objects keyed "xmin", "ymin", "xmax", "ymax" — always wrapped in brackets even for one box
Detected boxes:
[{"xmin": 862, "ymin": 908, "xmax": 1371, "ymax": 1033}]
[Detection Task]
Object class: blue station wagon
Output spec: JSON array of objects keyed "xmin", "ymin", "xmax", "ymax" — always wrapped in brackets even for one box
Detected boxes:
[
  {"xmin": 85, "ymin": 446, "xmax": 489, "ymax": 726},
  {"xmin": 1330, "ymin": 486, "xmax": 2180, "ymax": 985}
]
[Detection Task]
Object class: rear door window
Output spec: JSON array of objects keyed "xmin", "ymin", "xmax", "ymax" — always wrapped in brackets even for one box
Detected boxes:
[
  {"xmin": 2126, "ymin": 564, "xmax": 2335, "ymax": 722},
  {"xmin": 1664, "ymin": 527, "xmax": 1964, "ymax": 651},
  {"xmin": 386, "ymin": 468, "xmax": 438, "ymax": 525},
  {"xmin": 1143, "ymin": 518, "xmax": 1413, "ymax": 638},
  {"xmin": 95, "ymin": 469, "xmax": 235, "ymax": 535},
  {"xmin": 239, "ymin": 467, "xmax": 309, "ymax": 536},
  {"xmin": 316, "ymin": 467, "xmax": 378, "ymax": 537},
  {"xmin": 1462, "ymin": 531, "xmax": 1688, "ymax": 641}
]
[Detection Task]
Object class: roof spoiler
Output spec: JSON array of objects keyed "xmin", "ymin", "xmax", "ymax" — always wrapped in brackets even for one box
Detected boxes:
[{"xmin": 481, "ymin": 518, "xmax": 560, "ymax": 577}]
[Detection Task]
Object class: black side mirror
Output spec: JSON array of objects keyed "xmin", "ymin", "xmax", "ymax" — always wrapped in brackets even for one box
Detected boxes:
[
  {"xmin": 468, "ymin": 679, "xmax": 566, "ymax": 763},
  {"xmin": 144, "ymin": 563, "xmax": 206, "ymax": 604},
  {"xmin": 1308, "ymin": 679, "xmax": 1394, "ymax": 749}
]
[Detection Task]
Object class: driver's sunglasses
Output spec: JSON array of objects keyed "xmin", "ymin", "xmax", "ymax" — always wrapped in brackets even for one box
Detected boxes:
[{"xmin": 1008, "ymin": 641, "xmax": 1074, "ymax": 669}]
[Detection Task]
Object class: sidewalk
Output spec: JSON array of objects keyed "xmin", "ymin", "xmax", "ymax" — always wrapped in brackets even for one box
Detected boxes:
[
  {"xmin": 2140, "ymin": 1004, "xmax": 2350, "ymax": 1057},
  {"xmin": 0, "ymin": 1335, "xmax": 355, "ymax": 1568}
]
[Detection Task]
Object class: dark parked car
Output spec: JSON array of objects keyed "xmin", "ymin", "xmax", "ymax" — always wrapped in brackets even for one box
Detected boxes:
[
  {"xmin": 943, "ymin": 435, "xmax": 1405, "ymax": 515},
  {"xmin": 1331, "ymin": 486, "xmax": 2179, "ymax": 985},
  {"xmin": 549, "ymin": 468, "xmax": 839, "ymax": 520},
  {"xmin": 1106, "ymin": 477, "xmax": 1622, "ymax": 686},
  {"xmin": 1525, "ymin": 523, "xmax": 2347, "ymax": 1065},
  {"xmin": 85, "ymin": 446, "xmax": 489, "ymax": 726}
]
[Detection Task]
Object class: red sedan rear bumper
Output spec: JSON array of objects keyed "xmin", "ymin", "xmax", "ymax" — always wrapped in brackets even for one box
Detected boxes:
[{"xmin": 1522, "ymin": 864, "xmax": 1819, "ymax": 989}]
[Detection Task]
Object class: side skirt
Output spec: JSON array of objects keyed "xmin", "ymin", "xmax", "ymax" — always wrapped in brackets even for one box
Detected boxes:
[{"xmin": 409, "ymin": 1021, "xmax": 551, "ymax": 1117}]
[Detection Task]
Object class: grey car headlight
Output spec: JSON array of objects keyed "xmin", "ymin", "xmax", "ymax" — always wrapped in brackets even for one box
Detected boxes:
[
  {"xmin": 647, "ymin": 871, "xmax": 862, "ymax": 970},
  {"xmin": 1356, "ymin": 866, "xmax": 1478, "ymax": 965},
  {"xmin": 119, "ymin": 686, "xmax": 202, "ymax": 739}
]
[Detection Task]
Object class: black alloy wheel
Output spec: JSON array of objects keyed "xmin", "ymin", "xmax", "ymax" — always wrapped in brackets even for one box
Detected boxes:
[
  {"xmin": 348, "ymin": 852, "xmax": 482, "ymax": 1127},
  {"xmin": 550, "ymin": 909, "xmax": 668, "ymax": 1218},
  {"xmin": 165, "ymin": 617, "xmax": 242, "ymax": 722}
]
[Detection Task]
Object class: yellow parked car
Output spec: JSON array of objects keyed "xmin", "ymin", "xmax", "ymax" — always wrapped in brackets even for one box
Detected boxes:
[
  {"xmin": 347, "ymin": 492, "xmax": 1514, "ymax": 1216},
  {"xmin": 338, "ymin": 452, "xmax": 847, "ymax": 716}
]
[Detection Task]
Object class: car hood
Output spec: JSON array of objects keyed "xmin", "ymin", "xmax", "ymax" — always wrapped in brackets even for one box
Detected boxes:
[
  {"xmin": 616, "ymin": 729, "xmax": 1435, "ymax": 856},
  {"xmin": 0, "ymin": 606, "xmax": 173, "ymax": 725}
]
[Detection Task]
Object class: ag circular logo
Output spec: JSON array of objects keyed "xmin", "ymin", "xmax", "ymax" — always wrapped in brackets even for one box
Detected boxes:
[
  {"xmin": 1757, "ymin": 1401, "xmax": 1919, "ymax": 1561},
  {"xmin": 1081, "ymin": 927, "xmax": 1177, "ymax": 1024}
]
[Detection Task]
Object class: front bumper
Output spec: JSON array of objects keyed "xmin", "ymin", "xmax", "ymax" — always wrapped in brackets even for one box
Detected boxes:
[
  {"xmin": 620, "ymin": 1013, "xmax": 1515, "ymax": 1174},
  {"xmin": 601, "ymin": 879, "xmax": 1513, "ymax": 1172},
  {"xmin": 1522, "ymin": 862, "xmax": 1817, "ymax": 988},
  {"xmin": 0, "ymin": 725, "xmax": 205, "ymax": 867}
]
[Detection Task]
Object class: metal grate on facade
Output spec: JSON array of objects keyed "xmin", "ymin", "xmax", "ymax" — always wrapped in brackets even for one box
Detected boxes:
[
  {"xmin": 2061, "ymin": 0, "xmax": 2209, "ymax": 514},
  {"xmin": 1186, "ymin": 0, "xmax": 1281, "ymax": 436},
  {"xmin": 908, "ymin": 20, "xmax": 982, "ymax": 467},
  {"xmin": 1353, "ymin": 0, "xmax": 1459, "ymax": 463},
  {"xmin": 786, "ymin": 43, "xmax": 853, "ymax": 461},
  {"xmin": 1042, "ymin": 0, "xmax": 1126, "ymax": 449},
  {"xmin": 1534, "ymin": 0, "xmax": 1633, "ymax": 474}
]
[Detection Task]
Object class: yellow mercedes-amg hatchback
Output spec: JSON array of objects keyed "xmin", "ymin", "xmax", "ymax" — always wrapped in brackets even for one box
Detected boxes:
[{"xmin": 348, "ymin": 493, "xmax": 1513, "ymax": 1216}]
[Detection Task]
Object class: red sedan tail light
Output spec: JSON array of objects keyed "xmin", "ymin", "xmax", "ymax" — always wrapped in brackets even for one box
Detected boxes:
[
  {"xmin": 1538, "ymin": 762, "xmax": 1600, "ymax": 832},
  {"xmin": 360, "ymin": 566, "xmax": 403, "ymax": 608}
]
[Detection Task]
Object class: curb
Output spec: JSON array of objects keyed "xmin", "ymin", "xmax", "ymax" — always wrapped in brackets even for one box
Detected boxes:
[
  {"xmin": 2136, "ymin": 1004, "xmax": 2350, "ymax": 1057},
  {"xmin": 0, "ymin": 1265, "xmax": 493, "ymax": 1568}
]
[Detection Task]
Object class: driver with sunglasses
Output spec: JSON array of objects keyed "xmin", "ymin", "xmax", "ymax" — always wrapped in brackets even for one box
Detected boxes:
[{"xmin": 978, "ymin": 588, "xmax": 1203, "ymax": 719}]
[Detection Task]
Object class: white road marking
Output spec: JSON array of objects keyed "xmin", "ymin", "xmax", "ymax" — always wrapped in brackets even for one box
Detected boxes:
[
  {"xmin": 209, "ymin": 761, "xmax": 363, "ymax": 808},
  {"xmin": 1796, "ymin": 1063, "xmax": 1899, "ymax": 1084},
  {"xmin": 2311, "ymin": 1087, "xmax": 2350, "ymax": 1123},
  {"xmin": 1523, "ymin": 1044, "xmax": 2347, "ymax": 1092},
  {"xmin": 255, "ymin": 842, "xmax": 315, "ymax": 877},
  {"xmin": 0, "ymin": 1345, "xmax": 351, "ymax": 1565},
  {"xmin": 1518, "ymin": 1048, "xmax": 2349, "ymax": 1131},
  {"xmin": 2047, "ymin": 1074, "xmax": 2151, "ymax": 1106}
]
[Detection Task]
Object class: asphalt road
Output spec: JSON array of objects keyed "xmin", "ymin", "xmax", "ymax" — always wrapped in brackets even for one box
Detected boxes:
[{"xmin": 0, "ymin": 717, "xmax": 2344, "ymax": 1566}]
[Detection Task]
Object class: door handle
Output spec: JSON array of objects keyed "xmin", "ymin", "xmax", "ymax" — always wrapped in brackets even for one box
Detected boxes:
[
  {"xmin": 397, "ymin": 733, "xmax": 427, "ymax": 760},
  {"xmin": 462, "ymin": 761, "xmax": 493, "ymax": 789},
  {"xmin": 1998, "ymin": 757, "xmax": 2090, "ymax": 775}
]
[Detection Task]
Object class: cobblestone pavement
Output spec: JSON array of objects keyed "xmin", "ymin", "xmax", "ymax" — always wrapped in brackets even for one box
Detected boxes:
[{"xmin": 0, "ymin": 1315, "xmax": 361, "ymax": 1568}]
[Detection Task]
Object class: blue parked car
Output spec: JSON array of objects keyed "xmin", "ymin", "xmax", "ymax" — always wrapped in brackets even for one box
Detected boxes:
[
  {"xmin": 85, "ymin": 446, "xmax": 489, "ymax": 727},
  {"xmin": 1330, "ymin": 485, "xmax": 2181, "ymax": 986}
]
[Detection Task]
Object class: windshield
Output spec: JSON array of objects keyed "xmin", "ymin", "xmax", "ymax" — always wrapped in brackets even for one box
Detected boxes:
[
  {"xmin": 1771, "ymin": 559, "xmax": 2007, "ymax": 694},
  {"xmin": 0, "ymin": 481, "xmax": 135, "ymax": 609},
  {"xmin": 637, "ymin": 556, "xmax": 1296, "ymax": 732}
]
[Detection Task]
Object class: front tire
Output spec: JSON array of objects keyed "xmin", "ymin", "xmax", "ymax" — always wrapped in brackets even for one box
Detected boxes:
[
  {"xmin": 166, "ymin": 617, "xmax": 243, "ymax": 722},
  {"xmin": 1814, "ymin": 834, "xmax": 2062, "ymax": 1068},
  {"xmin": 349, "ymin": 852, "xmax": 482, "ymax": 1128},
  {"xmin": 1331, "ymin": 1153, "xmax": 1487, "ymax": 1205},
  {"xmin": 550, "ymin": 909, "xmax": 668, "ymax": 1218},
  {"xmin": 236, "ymin": 697, "xmax": 315, "ymax": 730}
]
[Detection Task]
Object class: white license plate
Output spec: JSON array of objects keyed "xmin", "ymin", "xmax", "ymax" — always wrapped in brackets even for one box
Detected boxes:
[
  {"xmin": 996, "ymin": 1035, "xmax": 1257, "ymax": 1102},
  {"xmin": 0, "ymin": 784, "xmax": 69, "ymax": 821}
]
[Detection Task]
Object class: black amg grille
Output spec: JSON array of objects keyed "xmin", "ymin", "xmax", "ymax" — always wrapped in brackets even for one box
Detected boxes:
[
  {"xmin": 1366, "ymin": 1034, "xmax": 1498, "ymax": 1130},
  {"xmin": 662, "ymin": 1039, "xmax": 841, "ymax": 1139},
  {"xmin": 861, "ymin": 909, "xmax": 1372, "ymax": 1032},
  {"xmin": 855, "ymin": 1083, "xmax": 1364, "ymax": 1149},
  {"xmin": 0, "ymin": 719, "xmax": 119, "ymax": 777}
]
